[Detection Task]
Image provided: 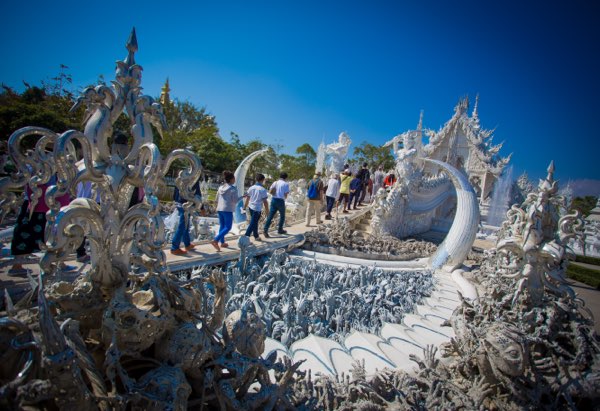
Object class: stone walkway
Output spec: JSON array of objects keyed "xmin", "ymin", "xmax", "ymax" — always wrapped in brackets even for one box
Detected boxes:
[{"xmin": 0, "ymin": 209, "xmax": 345, "ymax": 300}]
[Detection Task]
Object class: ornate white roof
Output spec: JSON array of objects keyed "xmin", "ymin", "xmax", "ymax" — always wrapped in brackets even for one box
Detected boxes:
[{"xmin": 422, "ymin": 96, "xmax": 511, "ymax": 176}]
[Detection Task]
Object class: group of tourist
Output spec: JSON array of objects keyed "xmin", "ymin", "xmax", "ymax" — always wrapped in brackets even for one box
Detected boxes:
[
  {"xmin": 306, "ymin": 162, "xmax": 397, "ymax": 221},
  {"xmin": 8, "ymin": 132, "xmax": 138, "ymax": 274},
  {"xmin": 8, "ymin": 143, "xmax": 399, "ymax": 269},
  {"xmin": 206, "ymin": 162, "xmax": 398, "ymax": 249}
]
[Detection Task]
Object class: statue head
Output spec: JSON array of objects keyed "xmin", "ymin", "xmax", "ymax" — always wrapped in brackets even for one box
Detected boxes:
[
  {"xmin": 225, "ymin": 310, "xmax": 266, "ymax": 358},
  {"xmin": 481, "ymin": 322, "xmax": 528, "ymax": 378},
  {"xmin": 339, "ymin": 132, "xmax": 350, "ymax": 145}
]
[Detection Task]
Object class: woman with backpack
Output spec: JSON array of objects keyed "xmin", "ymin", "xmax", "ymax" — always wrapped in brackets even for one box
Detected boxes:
[{"xmin": 305, "ymin": 172, "xmax": 324, "ymax": 226}]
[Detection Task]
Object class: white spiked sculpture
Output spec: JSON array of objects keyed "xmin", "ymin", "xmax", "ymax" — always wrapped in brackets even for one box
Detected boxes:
[{"xmin": 0, "ymin": 29, "xmax": 303, "ymax": 410}]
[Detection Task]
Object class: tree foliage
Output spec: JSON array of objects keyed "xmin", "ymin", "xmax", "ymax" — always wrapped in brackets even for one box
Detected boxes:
[
  {"xmin": 570, "ymin": 196, "xmax": 598, "ymax": 217},
  {"xmin": 296, "ymin": 143, "xmax": 316, "ymax": 164},
  {"xmin": 0, "ymin": 86, "xmax": 82, "ymax": 144},
  {"xmin": 0, "ymin": 69, "xmax": 402, "ymax": 186},
  {"xmin": 352, "ymin": 141, "xmax": 395, "ymax": 170},
  {"xmin": 276, "ymin": 143, "xmax": 317, "ymax": 180}
]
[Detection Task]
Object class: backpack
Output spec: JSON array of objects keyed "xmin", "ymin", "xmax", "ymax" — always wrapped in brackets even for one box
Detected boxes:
[{"xmin": 307, "ymin": 179, "xmax": 320, "ymax": 199}]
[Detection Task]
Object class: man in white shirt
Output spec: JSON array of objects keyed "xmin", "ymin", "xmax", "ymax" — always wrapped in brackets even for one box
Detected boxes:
[
  {"xmin": 324, "ymin": 173, "xmax": 340, "ymax": 219},
  {"xmin": 243, "ymin": 173, "xmax": 269, "ymax": 241},
  {"xmin": 264, "ymin": 172, "xmax": 290, "ymax": 237}
]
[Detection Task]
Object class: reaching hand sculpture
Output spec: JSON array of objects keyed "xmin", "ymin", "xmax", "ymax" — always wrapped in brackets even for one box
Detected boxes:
[
  {"xmin": 0, "ymin": 28, "xmax": 202, "ymax": 289},
  {"xmin": 0, "ymin": 29, "xmax": 303, "ymax": 411},
  {"xmin": 325, "ymin": 132, "xmax": 351, "ymax": 174}
]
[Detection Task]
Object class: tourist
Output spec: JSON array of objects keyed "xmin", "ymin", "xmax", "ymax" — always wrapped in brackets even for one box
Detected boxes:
[
  {"xmin": 305, "ymin": 172, "xmax": 324, "ymax": 226},
  {"xmin": 211, "ymin": 170, "xmax": 240, "ymax": 251},
  {"xmin": 349, "ymin": 173, "xmax": 362, "ymax": 210},
  {"xmin": 357, "ymin": 162, "xmax": 370, "ymax": 206},
  {"xmin": 112, "ymin": 131, "xmax": 130, "ymax": 159},
  {"xmin": 372, "ymin": 166, "xmax": 385, "ymax": 197},
  {"xmin": 264, "ymin": 172, "xmax": 290, "ymax": 237},
  {"xmin": 383, "ymin": 172, "xmax": 396, "ymax": 189},
  {"xmin": 9, "ymin": 176, "xmax": 71, "ymax": 275},
  {"xmin": 243, "ymin": 173, "xmax": 269, "ymax": 241},
  {"xmin": 170, "ymin": 177, "xmax": 202, "ymax": 255},
  {"xmin": 339, "ymin": 170, "xmax": 352, "ymax": 213},
  {"xmin": 324, "ymin": 173, "xmax": 340, "ymax": 219}
]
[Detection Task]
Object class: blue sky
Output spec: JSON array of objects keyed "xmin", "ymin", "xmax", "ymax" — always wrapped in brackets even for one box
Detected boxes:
[{"xmin": 1, "ymin": 1, "xmax": 599, "ymax": 191}]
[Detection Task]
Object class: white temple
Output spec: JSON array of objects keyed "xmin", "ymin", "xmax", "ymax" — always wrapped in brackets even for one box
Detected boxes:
[
  {"xmin": 420, "ymin": 96, "xmax": 511, "ymax": 210},
  {"xmin": 0, "ymin": 30, "xmax": 597, "ymax": 410}
]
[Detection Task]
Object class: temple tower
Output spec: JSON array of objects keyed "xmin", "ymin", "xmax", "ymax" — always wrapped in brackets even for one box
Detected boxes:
[{"xmin": 160, "ymin": 77, "xmax": 171, "ymax": 106}]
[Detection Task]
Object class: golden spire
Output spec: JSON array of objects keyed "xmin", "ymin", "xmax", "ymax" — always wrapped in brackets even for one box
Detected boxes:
[{"xmin": 160, "ymin": 77, "xmax": 171, "ymax": 106}]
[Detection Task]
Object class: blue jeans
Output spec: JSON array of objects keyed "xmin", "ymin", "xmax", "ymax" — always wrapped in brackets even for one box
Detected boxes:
[
  {"xmin": 171, "ymin": 206, "xmax": 191, "ymax": 250},
  {"xmin": 214, "ymin": 211, "xmax": 233, "ymax": 243},
  {"xmin": 264, "ymin": 198, "xmax": 286, "ymax": 232},
  {"xmin": 244, "ymin": 208, "xmax": 262, "ymax": 238},
  {"xmin": 326, "ymin": 196, "xmax": 336, "ymax": 214},
  {"xmin": 350, "ymin": 187, "xmax": 362, "ymax": 208}
]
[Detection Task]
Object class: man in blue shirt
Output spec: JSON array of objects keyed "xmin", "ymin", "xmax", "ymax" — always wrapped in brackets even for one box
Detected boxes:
[
  {"xmin": 349, "ymin": 174, "xmax": 362, "ymax": 210},
  {"xmin": 243, "ymin": 173, "xmax": 269, "ymax": 241},
  {"xmin": 264, "ymin": 172, "xmax": 290, "ymax": 237}
]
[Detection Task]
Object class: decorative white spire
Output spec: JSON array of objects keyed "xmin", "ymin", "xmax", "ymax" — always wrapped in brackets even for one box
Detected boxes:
[
  {"xmin": 125, "ymin": 27, "xmax": 138, "ymax": 66},
  {"xmin": 160, "ymin": 77, "xmax": 171, "ymax": 106},
  {"xmin": 472, "ymin": 94, "xmax": 479, "ymax": 119},
  {"xmin": 417, "ymin": 110, "xmax": 424, "ymax": 131}
]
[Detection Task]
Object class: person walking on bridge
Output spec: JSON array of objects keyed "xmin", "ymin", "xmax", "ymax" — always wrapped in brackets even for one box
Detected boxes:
[
  {"xmin": 211, "ymin": 170, "xmax": 240, "ymax": 251},
  {"xmin": 243, "ymin": 173, "xmax": 269, "ymax": 241},
  {"xmin": 264, "ymin": 172, "xmax": 290, "ymax": 237},
  {"xmin": 305, "ymin": 172, "xmax": 324, "ymax": 226}
]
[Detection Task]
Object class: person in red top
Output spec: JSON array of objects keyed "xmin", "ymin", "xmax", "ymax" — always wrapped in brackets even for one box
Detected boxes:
[{"xmin": 383, "ymin": 173, "xmax": 396, "ymax": 189}]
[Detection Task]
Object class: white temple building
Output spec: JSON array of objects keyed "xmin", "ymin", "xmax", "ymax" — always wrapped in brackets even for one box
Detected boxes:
[{"xmin": 420, "ymin": 96, "xmax": 511, "ymax": 212}]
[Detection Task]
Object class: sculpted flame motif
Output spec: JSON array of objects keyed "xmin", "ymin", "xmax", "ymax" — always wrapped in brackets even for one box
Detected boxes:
[
  {"xmin": 0, "ymin": 28, "xmax": 201, "ymax": 288},
  {"xmin": 1, "ymin": 30, "xmax": 598, "ymax": 411},
  {"xmin": 0, "ymin": 30, "xmax": 301, "ymax": 410},
  {"xmin": 496, "ymin": 161, "xmax": 584, "ymax": 307}
]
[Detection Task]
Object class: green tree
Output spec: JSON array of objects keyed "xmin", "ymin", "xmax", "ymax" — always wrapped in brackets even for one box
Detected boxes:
[
  {"xmin": 295, "ymin": 143, "xmax": 316, "ymax": 165},
  {"xmin": 570, "ymin": 196, "xmax": 598, "ymax": 217},
  {"xmin": 0, "ymin": 85, "xmax": 82, "ymax": 144},
  {"xmin": 275, "ymin": 143, "xmax": 317, "ymax": 180},
  {"xmin": 158, "ymin": 98, "xmax": 227, "ymax": 173},
  {"xmin": 352, "ymin": 141, "xmax": 395, "ymax": 170},
  {"xmin": 191, "ymin": 133, "xmax": 238, "ymax": 173},
  {"xmin": 162, "ymin": 98, "xmax": 216, "ymax": 135}
]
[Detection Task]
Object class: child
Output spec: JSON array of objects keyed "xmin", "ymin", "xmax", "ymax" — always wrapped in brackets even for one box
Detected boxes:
[{"xmin": 243, "ymin": 173, "xmax": 269, "ymax": 241}]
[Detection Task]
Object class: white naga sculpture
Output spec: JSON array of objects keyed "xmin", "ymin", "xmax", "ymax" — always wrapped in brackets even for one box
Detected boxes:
[
  {"xmin": 232, "ymin": 148, "xmax": 269, "ymax": 232},
  {"xmin": 325, "ymin": 132, "xmax": 351, "ymax": 174}
]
